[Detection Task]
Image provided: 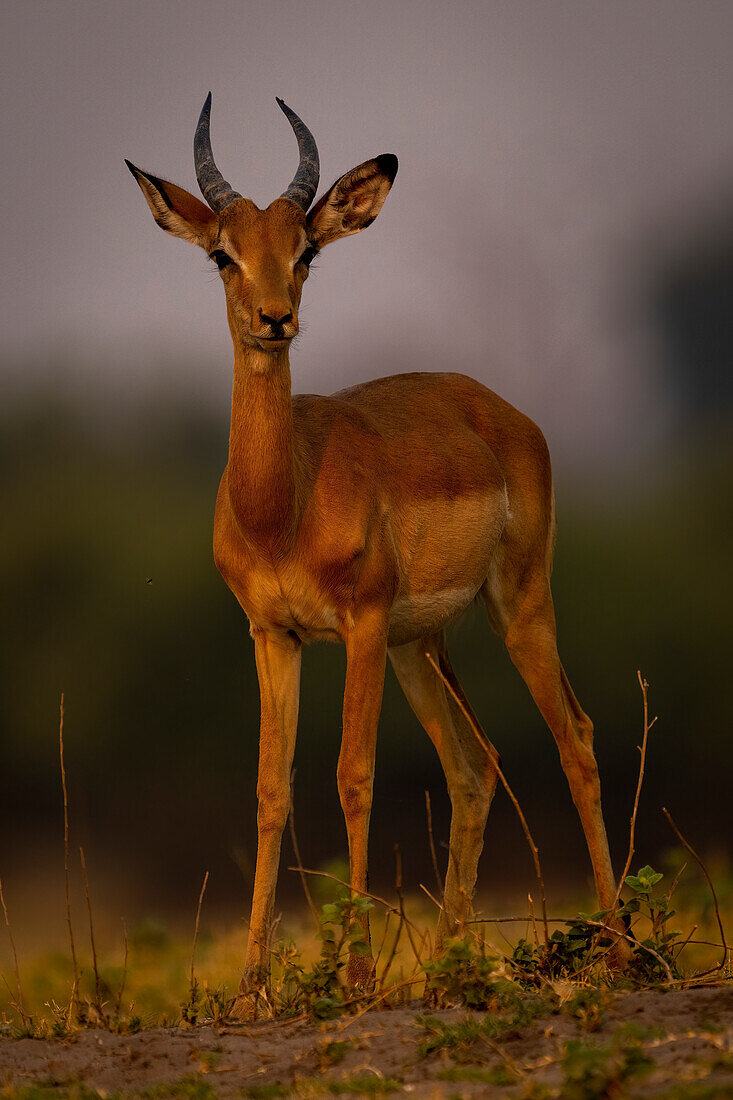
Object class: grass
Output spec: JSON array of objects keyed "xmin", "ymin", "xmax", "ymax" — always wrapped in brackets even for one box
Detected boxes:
[
  {"xmin": 0, "ymin": 894, "xmax": 731, "ymax": 1100},
  {"xmin": 1, "ymin": 679, "xmax": 731, "ymax": 1100},
  {"xmin": 0, "ymin": 851, "xmax": 731, "ymax": 1033}
]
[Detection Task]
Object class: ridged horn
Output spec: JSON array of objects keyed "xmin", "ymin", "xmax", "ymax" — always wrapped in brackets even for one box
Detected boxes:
[
  {"xmin": 193, "ymin": 93, "xmax": 242, "ymax": 213},
  {"xmin": 276, "ymin": 98, "xmax": 320, "ymax": 212}
]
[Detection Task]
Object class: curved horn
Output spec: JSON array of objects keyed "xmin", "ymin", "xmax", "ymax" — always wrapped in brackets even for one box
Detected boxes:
[
  {"xmin": 276, "ymin": 98, "xmax": 320, "ymax": 212},
  {"xmin": 193, "ymin": 93, "xmax": 242, "ymax": 213}
]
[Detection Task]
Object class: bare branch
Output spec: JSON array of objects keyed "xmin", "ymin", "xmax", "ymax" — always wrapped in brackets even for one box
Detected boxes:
[
  {"xmin": 288, "ymin": 770, "xmax": 320, "ymax": 929},
  {"xmin": 608, "ymin": 671, "xmax": 656, "ymax": 920},
  {"xmin": 79, "ymin": 846, "xmax": 103, "ymax": 1018},
  {"xmin": 115, "ymin": 917, "xmax": 129, "ymax": 1019},
  {"xmin": 190, "ymin": 871, "xmax": 210, "ymax": 1005},
  {"xmin": 59, "ymin": 693, "xmax": 79, "ymax": 1014},
  {"xmin": 662, "ymin": 807, "xmax": 729, "ymax": 974},
  {"xmin": 424, "ymin": 790, "xmax": 444, "ymax": 901},
  {"xmin": 0, "ymin": 879, "xmax": 29, "ymax": 1027},
  {"xmin": 425, "ymin": 650, "xmax": 549, "ymax": 943}
]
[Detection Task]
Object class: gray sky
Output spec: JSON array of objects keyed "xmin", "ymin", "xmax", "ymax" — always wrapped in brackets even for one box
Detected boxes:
[{"xmin": 3, "ymin": 0, "xmax": 732, "ymax": 467}]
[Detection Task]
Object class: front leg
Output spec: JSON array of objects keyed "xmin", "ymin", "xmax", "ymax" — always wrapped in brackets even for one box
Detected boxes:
[
  {"xmin": 233, "ymin": 628, "xmax": 301, "ymax": 1016},
  {"xmin": 337, "ymin": 608, "xmax": 388, "ymax": 988}
]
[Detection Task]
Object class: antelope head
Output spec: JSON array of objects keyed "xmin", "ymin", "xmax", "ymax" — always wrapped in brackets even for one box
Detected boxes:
[{"xmin": 126, "ymin": 95, "xmax": 397, "ymax": 357}]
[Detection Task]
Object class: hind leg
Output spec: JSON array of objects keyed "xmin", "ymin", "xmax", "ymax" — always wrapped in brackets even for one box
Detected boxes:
[
  {"xmin": 484, "ymin": 570, "xmax": 617, "ymax": 913},
  {"xmin": 389, "ymin": 631, "xmax": 499, "ymax": 944}
]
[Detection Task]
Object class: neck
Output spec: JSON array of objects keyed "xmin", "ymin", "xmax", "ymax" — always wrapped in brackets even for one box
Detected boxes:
[{"xmin": 226, "ymin": 342, "xmax": 297, "ymax": 545}]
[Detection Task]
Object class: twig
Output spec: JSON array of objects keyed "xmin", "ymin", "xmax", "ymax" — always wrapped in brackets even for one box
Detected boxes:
[
  {"xmin": 424, "ymin": 791, "xmax": 444, "ymax": 900},
  {"xmin": 481, "ymin": 1031, "xmax": 525, "ymax": 1080},
  {"xmin": 0, "ymin": 880, "xmax": 29, "ymax": 1027},
  {"xmin": 338, "ymin": 973, "xmax": 429, "ymax": 1030},
  {"xmin": 79, "ymin": 846, "xmax": 102, "ymax": 1017},
  {"xmin": 467, "ymin": 911, "xmax": 677, "ymax": 979},
  {"xmin": 285, "ymin": 863, "xmax": 424, "ymax": 945},
  {"xmin": 288, "ymin": 770, "xmax": 320, "ymax": 929},
  {"xmin": 190, "ymin": 871, "xmax": 210, "ymax": 1003},
  {"xmin": 419, "ymin": 882, "xmax": 445, "ymax": 914},
  {"xmin": 674, "ymin": 924, "xmax": 698, "ymax": 962},
  {"xmin": 372, "ymin": 910, "xmax": 392, "ymax": 981},
  {"xmin": 580, "ymin": 917, "xmax": 673, "ymax": 981},
  {"xmin": 662, "ymin": 807, "xmax": 729, "ymax": 974},
  {"xmin": 425, "ymin": 650, "xmax": 549, "ymax": 943},
  {"xmin": 467, "ymin": 915, "xmax": 583, "ymax": 924},
  {"xmin": 378, "ymin": 910, "xmax": 403, "ymax": 993},
  {"xmin": 115, "ymin": 918, "xmax": 129, "ymax": 1019},
  {"xmin": 59, "ymin": 693, "xmax": 80, "ymax": 1013},
  {"xmin": 393, "ymin": 846, "xmax": 425, "ymax": 969},
  {"xmin": 667, "ymin": 861, "xmax": 688, "ymax": 907},
  {"xmin": 608, "ymin": 672, "xmax": 657, "ymax": 920}
]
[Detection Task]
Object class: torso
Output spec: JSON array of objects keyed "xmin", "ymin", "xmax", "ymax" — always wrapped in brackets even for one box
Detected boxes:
[{"xmin": 213, "ymin": 372, "xmax": 544, "ymax": 647}]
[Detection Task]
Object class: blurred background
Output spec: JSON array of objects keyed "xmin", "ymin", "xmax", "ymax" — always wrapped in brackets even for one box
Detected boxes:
[{"xmin": 1, "ymin": 1, "xmax": 731, "ymax": 945}]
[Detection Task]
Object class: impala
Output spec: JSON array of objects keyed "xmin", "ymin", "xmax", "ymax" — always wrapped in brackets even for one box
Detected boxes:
[{"xmin": 127, "ymin": 95, "xmax": 620, "ymax": 1010}]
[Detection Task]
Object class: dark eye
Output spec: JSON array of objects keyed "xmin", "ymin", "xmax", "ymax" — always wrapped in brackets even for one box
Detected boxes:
[
  {"xmin": 209, "ymin": 249, "xmax": 233, "ymax": 271},
  {"xmin": 297, "ymin": 245, "xmax": 318, "ymax": 268}
]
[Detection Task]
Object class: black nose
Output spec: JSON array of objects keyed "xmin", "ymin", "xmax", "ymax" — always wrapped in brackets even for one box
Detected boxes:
[{"xmin": 259, "ymin": 308, "xmax": 293, "ymax": 328}]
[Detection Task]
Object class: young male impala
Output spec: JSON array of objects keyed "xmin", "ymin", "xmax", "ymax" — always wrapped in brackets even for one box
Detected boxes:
[{"xmin": 127, "ymin": 95, "xmax": 620, "ymax": 1010}]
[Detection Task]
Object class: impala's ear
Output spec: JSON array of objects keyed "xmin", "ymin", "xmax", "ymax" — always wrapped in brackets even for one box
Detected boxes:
[
  {"xmin": 306, "ymin": 154, "xmax": 397, "ymax": 248},
  {"xmin": 125, "ymin": 161, "xmax": 218, "ymax": 247}
]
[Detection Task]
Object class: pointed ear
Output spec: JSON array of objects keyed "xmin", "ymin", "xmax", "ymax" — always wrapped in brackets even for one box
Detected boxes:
[
  {"xmin": 125, "ymin": 161, "xmax": 218, "ymax": 248},
  {"xmin": 306, "ymin": 154, "xmax": 397, "ymax": 249}
]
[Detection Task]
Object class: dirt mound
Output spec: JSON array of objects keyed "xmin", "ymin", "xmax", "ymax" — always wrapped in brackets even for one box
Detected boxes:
[{"xmin": 1, "ymin": 985, "xmax": 732, "ymax": 1098}]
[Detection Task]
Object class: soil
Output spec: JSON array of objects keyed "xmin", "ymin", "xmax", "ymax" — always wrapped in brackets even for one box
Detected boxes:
[{"xmin": 1, "ymin": 985, "xmax": 732, "ymax": 1098}]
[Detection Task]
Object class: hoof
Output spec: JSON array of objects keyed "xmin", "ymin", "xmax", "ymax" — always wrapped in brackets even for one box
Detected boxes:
[
  {"xmin": 228, "ymin": 993, "xmax": 258, "ymax": 1022},
  {"xmin": 607, "ymin": 934, "xmax": 633, "ymax": 972},
  {"xmin": 346, "ymin": 951, "xmax": 375, "ymax": 992},
  {"xmin": 229, "ymin": 965, "xmax": 269, "ymax": 1022}
]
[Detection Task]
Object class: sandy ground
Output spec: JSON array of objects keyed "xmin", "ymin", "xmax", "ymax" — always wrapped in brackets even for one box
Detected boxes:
[{"xmin": 1, "ymin": 985, "xmax": 732, "ymax": 1098}]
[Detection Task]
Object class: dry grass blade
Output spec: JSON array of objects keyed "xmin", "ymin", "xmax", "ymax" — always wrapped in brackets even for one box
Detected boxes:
[
  {"xmin": 378, "ymin": 910, "xmax": 403, "ymax": 993},
  {"xmin": 0, "ymin": 879, "xmax": 29, "ymax": 1027},
  {"xmin": 393, "ymin": 845, "xmax": 426, "ymax": 971},
  {"xmin": 424, "ymin": 790, "xmax": 444, "ymax": 900},
  {"xmin": 481, "ymin": 1030, "xmax": 525, "ymax": 1081},
  {"xmin": 371, "ymin": 910, "xmax": 392, "ymax": 981},
  {"xmin": 79, "ymin": 845, "xmax": 103, "ymax": 1018},
  {"xmin": 419, "ymin": 882, "xmax": 445, "ymax": 914},
  {"xmin": 116, "ymin": 917, "xmax": 129, "ymax": 1019},
  {"xmin": 190, "ymin": 870, "xmax": 210, "ymax": 1004},
  {"xmin": 674, "ymin": 924, "xmax": 698, "ymax": 962},
  {"xmin": 662, "ymin": 807, "xmax": 729, "ymax": 974},
  {"xmin": 425, "ymin": 649, "xmax": 549, "ymax": 943},
  {"xmin": 59, "ymin": 693, "xmax": 80, "ymax": 1013},
  {"xmin": 288, "ymin": 770, "xmax": 320, "ymax": 929}
]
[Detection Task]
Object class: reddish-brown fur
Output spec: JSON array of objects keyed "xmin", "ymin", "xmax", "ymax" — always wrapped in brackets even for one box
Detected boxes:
[{"xmin": 128, "ymin": 133, "xmax": 619, "ymax": 1014}]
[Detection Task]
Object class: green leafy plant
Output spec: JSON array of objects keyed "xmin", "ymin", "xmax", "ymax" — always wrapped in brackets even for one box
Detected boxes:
[
  {"xmin": 423, "ymin": 935, "xmax": 511, "ymax": 1009},
  {"xmin": 416, "ymin": 994, "xmax": 547, "ymax": 1060},
  {"xmin": 511, "ymin": 915, "xmax": 611, "ymax": 984},
  {"xmin": 509, "ymin": 864, "xmax": 686, "ymax": 987},
  {"xmin": 560, "ymin": 1030, "xmax": 654, "ymax": 1100},
  {"xmin": 317, "ymin": 1038, "xmax": 354, "ymax": 1069},
  {"xmin": 620, "ymin": 864, "xmax": 683, "ymax": 981},
  {"xmin": 275, "ymin": 893, "xmax": 374, "ymax": 1020}
]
